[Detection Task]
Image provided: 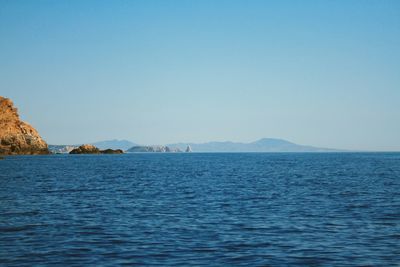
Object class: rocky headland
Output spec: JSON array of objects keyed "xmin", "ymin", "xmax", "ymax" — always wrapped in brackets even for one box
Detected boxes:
[
  {"xmin": 0, "ymin": 96, "xmax": 49, "ymax": 155},
  {"xmin": 69, "ymin": 144, "xmax": 123, "ymax": 154}
]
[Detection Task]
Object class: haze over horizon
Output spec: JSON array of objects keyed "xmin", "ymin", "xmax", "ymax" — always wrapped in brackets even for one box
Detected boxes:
[{"xmin": 1, "ymin": 1, "xmax": 399, "ymax": 151}]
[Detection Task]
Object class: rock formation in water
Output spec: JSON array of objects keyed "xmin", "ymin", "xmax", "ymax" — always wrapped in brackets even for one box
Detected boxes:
[
  {"xmin": 69, "ymin": 144, "xmax": 124, "ymax": 154},
  {"xmin": 69, "ymin": 144, "xmax": 100, "ymax": 154},
  {"xmin": 127, "ymin": 145, "xmax": 182, "ymax": 153},
  {"xmin": 0, "ymin": 96, "xmax": 49, "ymax": 155},
  {"xmin": 100, "ymin": 148, "xmax": 124, "ymax": 154},
  {"xmin": 185, "ymin": 145, "xmax": 192, "ymax": 152}
]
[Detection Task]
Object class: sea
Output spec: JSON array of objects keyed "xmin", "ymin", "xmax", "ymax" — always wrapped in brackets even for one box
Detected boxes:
[{"xmin": 0, "ymin": 153, "xmax": 399, "ymax": 266}]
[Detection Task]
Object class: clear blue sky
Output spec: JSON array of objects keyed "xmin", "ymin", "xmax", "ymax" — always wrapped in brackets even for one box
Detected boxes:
[{"xmin": 1, "ymin": 0, "xmax": 399, "ymax": 150}]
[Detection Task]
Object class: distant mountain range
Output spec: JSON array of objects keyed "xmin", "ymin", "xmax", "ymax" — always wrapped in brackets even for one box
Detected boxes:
[
  {"xmin": 90, "ymin": 140, "xmax": 137, "ymax": 150},
  {"xmin": 168, "ymin": 138, "xmax": 340, "ymax": 152},
  {"xmin": 49, "ymin": 138, "xmax": 340, "ymax": 153}
]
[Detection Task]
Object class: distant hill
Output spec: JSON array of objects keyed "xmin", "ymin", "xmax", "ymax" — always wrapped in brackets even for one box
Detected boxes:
[
  {"xmin": 90, "ymin": 140, "xmax": 137, "ymax": 150},
  {"xmin": 51, "ymin": 138, "xmax": 340, "ymax": 154},
  {"xmin": 168, "ymin": 138, "xmax": 339, "ymax": 152},
  {"xmin": 127, "ymin": 145, "xmax": 182, "ymax": 153}
]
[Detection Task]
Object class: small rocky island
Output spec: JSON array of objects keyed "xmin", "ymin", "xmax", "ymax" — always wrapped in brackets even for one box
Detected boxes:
[
  {"xmin": 0, "ymin": 96, "xmax": 49, "ymax": 155},
  {"xmin": 69, "ymin": 144, "xmax": 123, "ymax": 154}
]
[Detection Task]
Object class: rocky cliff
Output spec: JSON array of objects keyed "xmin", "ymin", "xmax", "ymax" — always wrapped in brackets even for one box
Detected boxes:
[{"xmin": 0, "ymin": 96, "xmax": 49, "ymax": 155}]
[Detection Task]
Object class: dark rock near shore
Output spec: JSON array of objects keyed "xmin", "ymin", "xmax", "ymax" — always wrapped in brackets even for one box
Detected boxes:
[{"xmin": 100, "ymin": 148, "xmax": 124, "ymax": 154}]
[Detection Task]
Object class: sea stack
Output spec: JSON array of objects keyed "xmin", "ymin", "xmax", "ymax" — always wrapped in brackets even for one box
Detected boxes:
[
  {"xmin": 0, "ymin": 96, "xmax": 49, "ymax": 155},
  {"xmin": 185, "ymin": 145, "xmax": 192, "ymax": 152}
]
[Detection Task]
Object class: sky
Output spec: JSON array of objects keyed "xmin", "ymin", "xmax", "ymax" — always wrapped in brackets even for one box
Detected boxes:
[{"xmin": 0, "ymin": 0, "xmax": 399, "ymax": 150}]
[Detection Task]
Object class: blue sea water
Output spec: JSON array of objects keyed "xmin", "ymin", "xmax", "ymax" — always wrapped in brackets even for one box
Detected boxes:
[{"xmin": 0, "ymin": 153, "xmax": 399, "ymax": 266}]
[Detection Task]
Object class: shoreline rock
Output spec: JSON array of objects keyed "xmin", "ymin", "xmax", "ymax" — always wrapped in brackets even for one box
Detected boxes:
[
  {"xmin": 100, "ymin": 148, "xmax": 124, "ymax": 154},
  {"xmin": 0, "ymin": 96, "xmax": 49, "ymax": 155}
]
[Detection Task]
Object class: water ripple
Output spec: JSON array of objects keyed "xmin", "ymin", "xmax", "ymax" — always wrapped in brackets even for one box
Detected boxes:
[{"xmin": 0, "ymin": 153, "xmax": 399, "ymax": 266}]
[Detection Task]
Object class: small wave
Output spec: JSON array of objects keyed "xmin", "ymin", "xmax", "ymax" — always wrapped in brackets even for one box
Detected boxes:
[
  {"xmin": 44, "ymin": 188, "xmax": 105, "ymax": 193},
  {"xmin": 0, "ymin": 224, "xmax": 39, "ymax": 232},
  {"xmin": 1, "ymin": 210, "xmax": 40, "ymax": 217}
]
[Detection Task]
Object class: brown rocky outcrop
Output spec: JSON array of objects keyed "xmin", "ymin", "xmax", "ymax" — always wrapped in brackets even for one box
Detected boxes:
[
  {"xmin": 69, "ymin": 144, "xmax": 100, "ymax": 154},
  {"xmin": 69, "ymin": 144, "xmax": 124, "ymax": 154},
  {"xmin": 0, "ymin": 96, "xmax": 49, "ymax": 155}
]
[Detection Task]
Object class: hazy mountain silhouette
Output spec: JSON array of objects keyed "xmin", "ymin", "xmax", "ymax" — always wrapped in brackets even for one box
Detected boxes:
[
  {"xmin": 168, "ymin": 138, "xmax": 339, "ymax": 152},
  {"xmin": 90, "ymin": 139, "xmax": 137, "ymax": 150}
]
